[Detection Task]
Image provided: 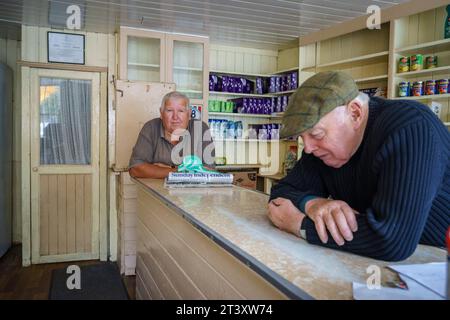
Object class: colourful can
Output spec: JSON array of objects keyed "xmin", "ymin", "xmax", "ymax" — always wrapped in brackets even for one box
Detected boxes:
[
  {"xmin": 410, "ymin": 54, "xmax": 424, "ymax": 71},
  {"xmin": 412, "ymin": 81, "xmax": 424, "ymax": 96},
  {"xmin": 398, "ymin": 81, "xmax": 410, "ymax": 97},
  {"xmin": 398, "ymin": 56, "xmax": 410, "ymax": 73},
  {"xmin": 425, "ymin": 80, "xmax": 436, "ymax": 95},
  {"xmin": 425, "ymin": 55, "xmax": 438, "ymax": 69},
  {"xmin": 437, "ymin": 79, "xmax": 449, "ymax": 94}
]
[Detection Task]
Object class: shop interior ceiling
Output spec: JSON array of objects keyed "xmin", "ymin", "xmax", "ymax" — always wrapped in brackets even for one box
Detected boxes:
[{"xmin": 0, "ymin": 0, "xmax": 408, "ymax": 48}]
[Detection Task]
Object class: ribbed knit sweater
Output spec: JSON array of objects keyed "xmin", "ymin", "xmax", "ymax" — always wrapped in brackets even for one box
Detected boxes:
[{"xmin": 270, "ymin": 97, "xmax": 450, "ymax": 261}]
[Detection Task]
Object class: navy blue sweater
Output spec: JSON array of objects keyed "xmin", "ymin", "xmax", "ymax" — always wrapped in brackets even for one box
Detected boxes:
[{"xmin": 270, "ymin": 97, "xmax": 450, "ymax": 261}]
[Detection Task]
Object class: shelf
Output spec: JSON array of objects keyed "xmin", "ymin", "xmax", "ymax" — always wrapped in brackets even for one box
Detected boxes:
[
  {"xmin": 214, "ymin": 139, "xmax": 282, "ymax": 142},
  {"xmin": 316, "ymin": 51, "xmax": 389, "ymax": 69},
  {"xmin": 270, "ymin": 89, "xmax": 297, "ymax": 95},
  {"xmin": 216, "ymin": 164, "xmax": 263, "ymax": 170},
  {"xmin": 209, "ymin": 67, "xmax": 298, "ymax": 78},
  {"xmin": 257, "ymin": 173, "xmax": 285, "ymax": 180},
  {"xmin": 209, "ymin": 91, "xmax": 274, "ymax": 98},
  {"xmin": 128, "ymin": 62, "xmax": 160, "ymax": 68},
  {"xmin": 173, "ymin": 66, "xmax": 203, "ymax": 72},
  {"xmin": 355, "ymin": 75, "xmax": 388, "ymax": 83},
  {"xmin": 210, "ymin": 70, "xmax": 272, "ymax": 78},
  {"xmin": 393, "ymin": 93, "xmax": 450, "ymax": 100},
  {"xmin": 395, "ymin": 65, "xmax": 450, "ymax": 77},
  {"xmin": 395, "ymin": 39, "xmax": 450, "ymax": 55},
  {"xmin": 178, "ymin": 89, "xmax": 203, "ymax": 94},
  {"xmin": 444, "ymin": 122, "xmax": 450, "ymax": 126},
  {"xmin": 208, "ymin": 112, "xmax": 282, "ymax": 118},
  {"xmin": 301, "ymin": 66, "xmax": 316, "ymax": 71},
  {"xmin": 272, "ymin": 67, "xmax": 299, "ymax": 75}
]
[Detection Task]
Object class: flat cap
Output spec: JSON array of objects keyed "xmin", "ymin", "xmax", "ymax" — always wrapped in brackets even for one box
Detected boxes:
[{"xmin": 280, "ymin": 71, "xmax": 359, "ymax": 139}]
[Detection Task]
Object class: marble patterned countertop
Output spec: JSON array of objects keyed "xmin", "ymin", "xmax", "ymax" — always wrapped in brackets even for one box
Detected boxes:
[{"xmin": 134, "ymin": 178, "xmax": 446, "ymax": 300}]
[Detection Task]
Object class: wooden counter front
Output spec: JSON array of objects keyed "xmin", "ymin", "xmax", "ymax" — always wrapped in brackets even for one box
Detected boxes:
[{"xmin": 134, "ymin": 178, "xmax": 445, "ymax": 300}]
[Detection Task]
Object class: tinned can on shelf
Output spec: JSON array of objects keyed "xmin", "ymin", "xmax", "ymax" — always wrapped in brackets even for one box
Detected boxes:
[
  {"xmin": 410, "ymin": 54, "xmax": 424, "ymax": 71},
  {"xmin": 412, "ymin": 81, "xmax": 424, "ymax": 96},
  {"xmin": 425, "ymin": 80, "xmax": 436, "ymax": 95},
  {"xmin": 398, "ymin": 56, "xmax": 409, "ymax": 73},
  {"xmin": 437, "ymin": 79, "xmax": 449, "ymax": 94},
  {"xmin": 425, "ymin": 56, "xmax": 438, "ymax": 69},
  {"xmin": 398, "ymin": 81, "xmax": 410, "ymax": 97}
]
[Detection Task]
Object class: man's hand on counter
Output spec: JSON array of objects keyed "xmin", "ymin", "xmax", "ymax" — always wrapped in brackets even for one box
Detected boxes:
[
  {"xmin": 268, "ymin": 198, "xmax": 305, "ymax": 237},
  {"xmin": 304, "ymin": 198, "xmax": 358, "ymax": 246}
]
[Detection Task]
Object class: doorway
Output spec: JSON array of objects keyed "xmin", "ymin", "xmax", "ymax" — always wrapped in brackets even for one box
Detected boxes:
[{"xmin": 22, "ymin": 68, "xmax": 107, "ymax": 265}]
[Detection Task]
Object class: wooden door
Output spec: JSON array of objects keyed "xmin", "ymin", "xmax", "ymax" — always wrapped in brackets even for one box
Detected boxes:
[{"xmin": 30, "ymin": 68, "xmax": 101, "ymax": 264}]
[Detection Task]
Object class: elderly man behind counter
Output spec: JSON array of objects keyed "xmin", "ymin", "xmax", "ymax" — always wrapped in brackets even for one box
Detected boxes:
[
  {"xmin": 268, "ymin": 71, "xmax": 450, "ymax": 262},
  {"xmin": 129, "ymin": 91, "xmax": 215, "ymax": 179}
]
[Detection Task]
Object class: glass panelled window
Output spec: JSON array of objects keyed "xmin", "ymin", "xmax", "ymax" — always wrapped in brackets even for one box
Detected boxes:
[
  {"xmin": 40, "ymin": 77, "xmax": 91, "ymax": 165},
  {"xmin": 173, "ymin": 40, "xmax": 204, "ymax": 100},
  {"xmin": 127, "ymin": 36, "xmax": 161, "ymax": 82}
]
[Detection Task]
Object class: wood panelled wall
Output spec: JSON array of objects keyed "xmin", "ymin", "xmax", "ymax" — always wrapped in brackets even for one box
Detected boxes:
[
  {"xmin": 277, "ymin": 47, "xmax": 299, "ymax": 71},
  {"xmin": 209, "ymin": 44, "xmax": 278, "ymax": 74},
  {"xmin": 0, "ymin": 37, "xmax": 21, "ymax": 243},
  {"xmin": 39, "ymin": 174, "xmax": 92, "ymax": 256},
  {"xmin": 394, "ymin": 6, "xmax": 447, "ymax": 48},
  {"xmin": 318, "ymin": 25, "xmax": 390, "ymax": 64},
  {"xmin": 136, "ymin": 188, "xmax": 287, "ymax": 299}
]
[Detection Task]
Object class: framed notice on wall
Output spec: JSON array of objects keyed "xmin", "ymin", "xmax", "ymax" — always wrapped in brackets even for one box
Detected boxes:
[{"xmin": 47, "ymin": 31, "xmax": 85, "ymax": 65}]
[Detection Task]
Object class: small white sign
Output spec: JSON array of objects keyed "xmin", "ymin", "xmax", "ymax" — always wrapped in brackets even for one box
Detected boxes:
[
  {"xmin": 431, "ymin": 101, "xmax": 442, "ymax": 118},
  {"xmin": 48, "ymin": 32, "xmax": 85, "ymax": 64}
]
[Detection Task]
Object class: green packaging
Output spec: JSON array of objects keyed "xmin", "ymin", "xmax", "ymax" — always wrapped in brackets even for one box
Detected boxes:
[
  {"xmin": 410, "ymin": 54, "xmax": 424, "ymax": 71},
  {"xmin": 425, "ymin": 56, "xmax": 438, "ymax": 69}
]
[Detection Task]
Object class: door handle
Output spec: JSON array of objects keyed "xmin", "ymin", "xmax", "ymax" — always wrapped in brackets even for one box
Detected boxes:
[{"xmin": 32, "ymin": 167, "xmax": 38, "ymax": 172}]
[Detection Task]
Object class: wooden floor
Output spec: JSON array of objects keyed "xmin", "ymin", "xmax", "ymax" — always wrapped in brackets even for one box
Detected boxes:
[{"xmin": 0, "ymin": 245, "xmax": 136, "ymax": 300}]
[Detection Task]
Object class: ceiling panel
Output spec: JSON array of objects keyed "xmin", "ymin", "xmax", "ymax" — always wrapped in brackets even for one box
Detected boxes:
[{"xmin": 0, "ymin": 0, "xmax": 409, "ymax": 48}]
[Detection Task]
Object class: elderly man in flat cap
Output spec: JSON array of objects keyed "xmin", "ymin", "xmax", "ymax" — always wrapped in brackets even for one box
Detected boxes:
[{"xmin": 268, "ymin": 71, "xmax": 449, "ymax": 261}]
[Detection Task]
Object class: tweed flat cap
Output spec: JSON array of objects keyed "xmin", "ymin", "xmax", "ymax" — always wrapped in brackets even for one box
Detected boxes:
[{"xmin": 280, "ymin": 71, "xmax": 359, "ymax": 138}]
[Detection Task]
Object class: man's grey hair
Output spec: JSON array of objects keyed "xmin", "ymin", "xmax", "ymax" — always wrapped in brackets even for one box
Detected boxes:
[
  {"xmin": 160, "ymin": 91, "xmax": 190, "ymax": 112},
  {"xmin": 353, "ymin": 92, "xmax": 370, "ymax": 106}
]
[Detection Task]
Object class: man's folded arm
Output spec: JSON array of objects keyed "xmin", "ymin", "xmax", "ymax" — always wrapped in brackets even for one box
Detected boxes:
[
  {"xmin": 300, "ymin": 120, "xmax": 446, "ymax": 261},
  {"xmin": 269, "ymin": 152, "xmax": 327, "ymax": 210}
]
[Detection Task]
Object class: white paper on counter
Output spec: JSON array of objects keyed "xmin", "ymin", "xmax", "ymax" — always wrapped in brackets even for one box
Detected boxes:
[
  {"xmin": 353, "ymin": 273, "xmax": 444, "ymax": 300},
  {"xmin": 388, "ymin": 262, "xmax": 446, "ymax": 298}
]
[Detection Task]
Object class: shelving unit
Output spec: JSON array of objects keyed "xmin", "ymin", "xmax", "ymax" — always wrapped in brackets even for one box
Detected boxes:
[
  {"xmin": 210, "ymin": 67, "xmax": 299, "ymax": 78},
  {"xmin": 299, "ymin": 23, "xmax": 390, "ymax": 97},
  {"xmin": 207, "ymin": 46, "xmax": 299, "ymax": 171},
  {"xmin": 395, "ymin": 38, "xmax": 450, "ymax": 55},
  {"xmin": 355, "ymin": 75, "xmax": 389, "ymax": 83},
  {"xmin": 395, "ymin": 65, "xmax": 450, "ymax": 77},
  {"xmin": 316, "ymin": 51, "xmax": 389, "ymax": 69},
  {"xmin": 298, "ymin": 6, "xmax": 450, "ymax": 128},
  {"xmin": 388, "ymin": 5, "xmax": 450, "ymax": 127}
]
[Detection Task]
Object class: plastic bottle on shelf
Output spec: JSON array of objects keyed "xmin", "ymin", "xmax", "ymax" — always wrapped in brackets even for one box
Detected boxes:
[{"xmin": 235, "ymin": 121, "xmax": 243, "ymax": 139}]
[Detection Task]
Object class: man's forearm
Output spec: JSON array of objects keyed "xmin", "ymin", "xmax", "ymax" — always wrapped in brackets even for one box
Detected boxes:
[{"xmin": 129, "ymin": 163, "xmax": 175, "ymax": 179}]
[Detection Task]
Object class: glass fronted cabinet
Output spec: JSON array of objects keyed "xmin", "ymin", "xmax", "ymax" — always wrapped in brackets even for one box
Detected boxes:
[
  {"xmin": 119, "ymin": 28, "xmax": 165, "ymax": 82},
  {"xmin": 166, "ymin": 35, "xmax": 208, "ymax": 104},
  {"xmin": 119, "ymin": 27, "xmax": 209, "ymax": 120}
]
